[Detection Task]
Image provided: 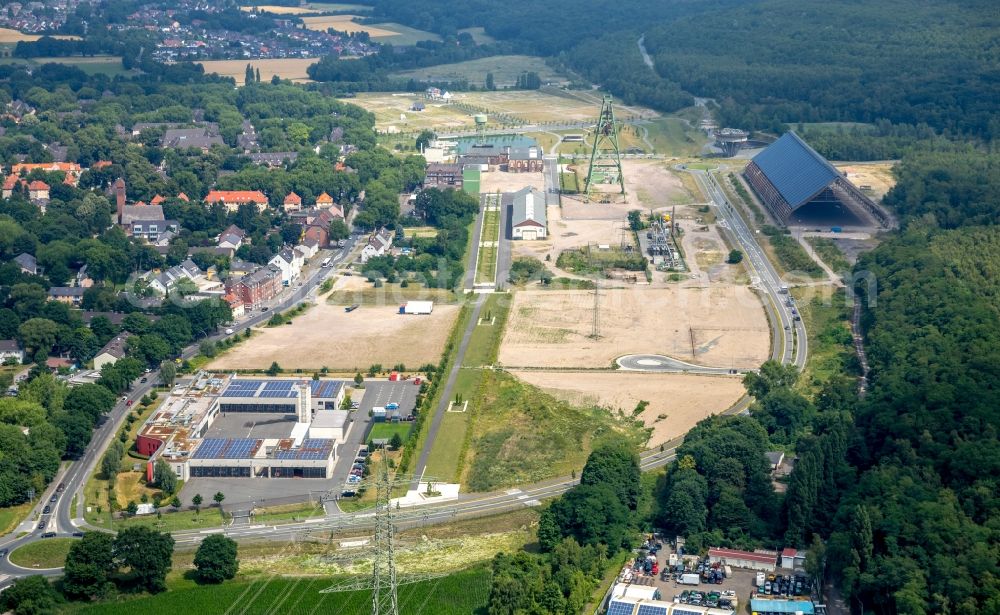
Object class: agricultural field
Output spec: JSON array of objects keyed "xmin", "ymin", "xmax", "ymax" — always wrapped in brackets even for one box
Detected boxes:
[
  {"xmin": 241, "ymin": 4, "xmax": 373, "ymax": 14},
  {"xmin": 499, "ymin": 287, "xmax": 770, "ymax": 369},
  {"xmin": 0, "ymin": 28, "xmax": 80, "ymax": 42},
  {"xmin": 510, "ymin": 371, "xmax": 745, "ymax": 448},
  {"xmin": 199, "ymin": 58, "xmax": 319, "ymax": 85},
  {"xmin": 208, "ymin": 298, "xmax": 460, "ymax": 371},
  {"xmin": 0, "ymin": 55, "xmax": 130, "ymax": 77},
  {"xmin": 392, "ymin": 55, "xmax": 565, "ymax": 88},
  {"xmin": 457, "ymin": 26, "xmax": 495, "ymax": 44},
  {"xmin": 73, "ymin": 567, "xmax": 492, "ymax": 615},
  {"xmin": 300, "ymin": 15, "xmax": 439, "ymax": 45}
]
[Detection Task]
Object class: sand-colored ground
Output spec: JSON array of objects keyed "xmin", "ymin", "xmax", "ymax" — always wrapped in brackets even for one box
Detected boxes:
[
  {"xmin": 625, "ymin": 159, "xmax": 696, "ymax": 208},
  {"xmin": 209, "ymin": 300, "xmax": 459, "ymax": 371},
  {"xmin": 241, "ymin": 4, "xmax": 323, "ymax": 14},
  {"xmin": 346, "ymin": 93, "xmax": 476, "ymax": 133},
  {"xmin": 835, "ymin": 162, "xmax": 897, "ymax": 201},
  {"xmin": 499, "ymin": 287, "xmax": 769, "ymax": 369},
  {"xmin": 480, "ymin": 170, "xmax": 544, "ymax": 194},
  {"xmin": 199, "ymin": 58, "xmax": 318, "ymax": 85},
  {"xmin": 0, "ymin": 28, "xmax": 80, "ymax": 42},
  {"xmin": 301, "ymin": 15, "xmax": 400, "ymax": 37},
  {"xmin": 511, "ymin": 371, "xmax": 745, "ymax": 448}
]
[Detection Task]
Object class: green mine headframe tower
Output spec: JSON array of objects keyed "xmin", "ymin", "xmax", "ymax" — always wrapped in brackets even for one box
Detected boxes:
[{"xmin": 585, "ymin": 95, "xmax": 625, "ymax": 201}]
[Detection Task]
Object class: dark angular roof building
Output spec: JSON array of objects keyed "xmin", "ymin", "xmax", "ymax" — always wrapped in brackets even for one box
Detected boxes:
[{"xmin": 742, "ymin": 132, "xmax": 891, "ymax": 227}]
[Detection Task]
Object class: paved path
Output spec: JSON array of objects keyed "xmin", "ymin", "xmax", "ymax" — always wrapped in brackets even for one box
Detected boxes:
[
  {"xmin": 616, "ymin": 354, "xmax": 742, "ymax": 375},
  {"xmin": 410, "ymin": 294, "xmax": 487, "ymax": 485}
]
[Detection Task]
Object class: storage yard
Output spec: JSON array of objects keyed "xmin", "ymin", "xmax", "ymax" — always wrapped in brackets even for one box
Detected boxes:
[
  {"xmin": 207, "ymin": 300, "xmax": 459, "ymax": 370},
  {"xmin": 499, "ymin": 287, "xmax": 770, "ymax": 369},
  {"xmin": 509, "ymin": 371, "xmax": 745, "ymax": 447}
]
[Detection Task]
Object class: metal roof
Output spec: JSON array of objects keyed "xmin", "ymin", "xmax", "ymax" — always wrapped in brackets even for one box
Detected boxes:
[
  {"xmin": 511, "ymin": 187, "xmax": 546, "ymax": 227},
  {"xmin": 749, "ymin": 132, "xmax": 840, "ymax": 210}
]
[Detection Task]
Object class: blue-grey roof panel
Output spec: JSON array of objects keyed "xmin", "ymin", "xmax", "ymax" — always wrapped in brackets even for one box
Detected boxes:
[{"xmin": 750, "ymin": 132, "xmax": 839, "ymax": 209}]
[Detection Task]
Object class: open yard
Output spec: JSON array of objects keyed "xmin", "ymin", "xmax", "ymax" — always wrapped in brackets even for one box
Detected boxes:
[
  {"xmin": 510, "ymin": 371, "xmax": 745, "ymax": 448},
  {"xmin": 834, "ymin": 161, "xmax": 897, "ymax": 201},
  {"xmin": 301, "ymin": 15, "xmax": 439, "ymax": 45},
  {"xmin": 199, "ymin": 58, "xmax": 318, "ymax": 85},
  {"xmin": 499, "ymin": 287, "xmax": 770, "ymax": 369},
  {"xmin": 208, "ymin": 300, "xmax": 460, "ymax": 371},
  {"xmin": 393, "ymin": 55, "xmax": 565, "ymax": 88}
]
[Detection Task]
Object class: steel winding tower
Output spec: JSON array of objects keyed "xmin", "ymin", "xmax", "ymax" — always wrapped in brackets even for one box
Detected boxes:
[{"xmin": 585, "ymin": 95, "xmax": 625, "ymax": 201}]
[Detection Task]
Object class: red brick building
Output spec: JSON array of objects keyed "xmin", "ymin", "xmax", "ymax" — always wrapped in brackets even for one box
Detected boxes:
[{"xmin": 226, "ymin": 266, "xmax": 282, "ymax": 309}]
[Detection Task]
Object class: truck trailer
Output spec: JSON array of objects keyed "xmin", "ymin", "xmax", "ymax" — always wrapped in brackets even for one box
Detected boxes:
[{"xmin": 680, "ymin": 573, "xmax": 700, "ymax": 585}]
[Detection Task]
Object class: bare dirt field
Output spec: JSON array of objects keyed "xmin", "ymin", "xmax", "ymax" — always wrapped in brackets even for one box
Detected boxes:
[
  {"xmin": 510, "ymin": 371, "xmax": 745, "ymax": 448},
  {"xmin": 625, "ymin": 159, "xmax": 696, "ymax": 208},
  {"xmin": 208, "ymin": 301, "xmax": 460, "ymax": 371},
  {"xmin": 199, "ymin": 58, "xmax": 318, "ymax": 85},
  {"xmin": 346, "ymin": 93, "xmax": 475, "ymax": 133},
  {"xmin": 499, "ymin": 287, "xmax": 769, "ymax": 369},
  {"xmin": 480, "ymin": 170, "xmax": 544, "ymax": 194},
  {"xmin": 834, "ymin": 162, "xmax": 897, "ymax": 201}
]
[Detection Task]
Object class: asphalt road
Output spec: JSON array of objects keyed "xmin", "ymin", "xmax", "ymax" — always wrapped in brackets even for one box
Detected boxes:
[{"xmin": 616, "ymin": 354, "xmax": 742, "ymax": 375}]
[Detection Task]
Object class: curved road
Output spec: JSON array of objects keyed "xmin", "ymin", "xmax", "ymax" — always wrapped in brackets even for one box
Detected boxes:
[{"xmin": 0, "ymin": 167, "xmax": 807, "ymax": 587}]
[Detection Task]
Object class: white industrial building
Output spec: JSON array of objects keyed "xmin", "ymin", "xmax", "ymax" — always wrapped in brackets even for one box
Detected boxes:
[
  {"xmin": 510, "ymin": 187, "xmax": 547, "ymax": 240},
  {"xmin": 309, "ymin": 409, "xmax": 350, "ymax": 441},
  {"xmin": 707, "ymin": 547, "xmax": 778, "ymax": 572}
]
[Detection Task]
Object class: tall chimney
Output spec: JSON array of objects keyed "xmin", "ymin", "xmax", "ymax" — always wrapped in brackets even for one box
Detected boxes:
[{"xmin": 113, "ymin": 177, "xmax": 126, "ymax": 224}]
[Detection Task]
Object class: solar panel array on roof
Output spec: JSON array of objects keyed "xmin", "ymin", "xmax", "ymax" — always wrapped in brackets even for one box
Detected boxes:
[
  {"xmin": 274, "ymin": 438, "xmax": 334, "ymax": 460},
  {"xmin": 222, "ymin": 379, "xmax": 300, "ymax": 399},
  {"xmin": 192, "ymin": 438, "xmax": 261, "ymax": 459},
  {"xmin": 310, "ymin": 380, "xmax": 342, "ymax": 398},
  {"xmin": 607, "ymin": 600, "xmax": 636, "ymax": 615},
  {"xmin": 221, "ymin": 379, "xmax": 264, "ymax": 396},
  {"xmin": 749, "ymin": 132, "xmax": 840, "ymax": 209},
  {"xmin": 636, "ymin": 606, "xmax": 668, "ymax": 615}
]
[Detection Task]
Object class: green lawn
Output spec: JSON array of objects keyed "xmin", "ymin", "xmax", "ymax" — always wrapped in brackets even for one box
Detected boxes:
[
  {"xmin": 475, "ymin": 246, "xmax": 497, "ymax": 284},
  {"xmin": 371, "ymin": 22, "xmax": 441, "ymax": 46},
  {"xmin": 806, "ymin": 237, "xmax": 852, "ymax": 272},
  {"xmin": 462, "ymin": 294, "xmax": 511, "ymax": 367},
  {"xmin": 393, "ymin": 55, "xmax": 563, "ymax": 88},
  {"xmin": 368, "ymin": 422, "xmax": 413, "ymax": 443},
  {"xmin": 0, "ymin": 501, "xmax": 32, "ymax": 535},
  {"xmin": 423, "ymin": 368, "xmax": 483, "ymax": 482},
  {"xmin": 793, "ymin": 287, "xmax": 857, "ymax": 394},
  {"xmin": 642, "ymin": 116, "xmax": 709, "ymax": 157},
  {"xmin": 71, "ymin": 566, "xmax": 491, "ymax": 615},
  {"xmin": 9, "ymin": 538, "xmax": 75, "ymax": 569}
]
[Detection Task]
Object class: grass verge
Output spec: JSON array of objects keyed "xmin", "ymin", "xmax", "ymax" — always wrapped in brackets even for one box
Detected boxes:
[
  {"xmin": 806, "ymin": 237, "xmax": 851, "ymax": 272},
  {"xmin": 0, "ymin": 501, "xmax": 33, "ymax": 535},
  {"xmin": 793, "ymin": 286, "xmax": 857, "ymax": 394},
  {"xmin": 9, "ymin": 538, "xmax": 74, "ymax": 569}
]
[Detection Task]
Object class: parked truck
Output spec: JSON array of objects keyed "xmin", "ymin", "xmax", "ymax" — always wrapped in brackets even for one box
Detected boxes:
[{"xmin": 680, "ymin": 573, "xmax": 700, "ymax": 585}]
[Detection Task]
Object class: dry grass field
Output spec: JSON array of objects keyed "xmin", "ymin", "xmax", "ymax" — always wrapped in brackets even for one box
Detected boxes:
[
  {"xmin": 499, "ymin": 287, "xmax": 769, "ymax": 369},
  {"xmin": 199, "ymin": 58, "xmax": 318, "ymax": 85},
  {"xmin": 510, "ymin": 371, "xmax": 745, "ymax": 447},
  {"xmin": 0, "ymin": 28, "xmax": 80, "ymax": 42},
  {"xmin": 208, "ymin": 300, "xmax": 460, "ymax": 370},
  {"xmin": 300, "ymin": 15, "xmax": 438, "ymax": 45},
  {"xmin": 346, "ymin": 93, "xmax": 476, "ymax": 133},
  {"xmin": 241, "ymin": 4, "xmax": 323, "ymax": 14},
  {"xmin": 834, "ymin": 162, "xmax": 897, "ymax": 200}
]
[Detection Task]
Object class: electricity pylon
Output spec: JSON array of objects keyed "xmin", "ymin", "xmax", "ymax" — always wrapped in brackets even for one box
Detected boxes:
[
  {"xmin": 320, "ymin": 461, "xmax": 444, "ymax": 615},
  {"xmin": 585, "ymin": 95, "xmax": 626, "ymax": 201}
]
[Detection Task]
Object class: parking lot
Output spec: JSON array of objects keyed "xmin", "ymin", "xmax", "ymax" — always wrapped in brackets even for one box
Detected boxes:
[{"xmin": 356, "ymin": 380, "xmax": 419, "ymax": 419}]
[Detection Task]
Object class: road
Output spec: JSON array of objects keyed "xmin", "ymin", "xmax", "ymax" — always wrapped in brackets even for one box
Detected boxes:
[
  {"xmin": 0, "ymin": 240, "xmax": 357, "ymax": 589},
  {"xmin": 0, "ymin": 168, "xmax": 809, "ymax": 586},
  {"xmin": 616, "ymin": 354, "xmax": 743, "ymax": 375}
]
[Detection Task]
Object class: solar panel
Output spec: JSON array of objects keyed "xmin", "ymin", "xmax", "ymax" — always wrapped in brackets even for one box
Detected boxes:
[
  {"xmin": 606, "ymin": 600, "xmax": 635, "ymax": 615},
  {"xmin": 636, "ymin": 605, "xmax": 668, "ymax": 615}
]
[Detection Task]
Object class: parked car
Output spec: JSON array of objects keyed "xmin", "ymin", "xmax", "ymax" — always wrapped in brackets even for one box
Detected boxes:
[
  {"xmin": 386, "ymin": 402, "xmax": 399, "ymax": 410},
  {"xmin": 140, "ymin": 377, "xmax": 147, "ymax": 383}
]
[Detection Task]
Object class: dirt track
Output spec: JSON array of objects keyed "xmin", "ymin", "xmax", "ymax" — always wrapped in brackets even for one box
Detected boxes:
[
  {"xmin": 511, "ymin": 371, "xmax": 745, "ymax": 448},
  {"xmin": 499, "ymin": 287, "xmax": 769, "ymax": 369}
]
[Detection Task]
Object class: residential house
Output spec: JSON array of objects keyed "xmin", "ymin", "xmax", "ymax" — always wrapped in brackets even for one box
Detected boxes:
[
  {"xmin": 296, "ymin": 238, "xmax": 320, "ymax": 259},
  {"xmin": 315, "ymin": 192, "xmax": 335, "ymax": 209},
  {"xmin": 28, "ymin": 180, "xmax": 49, "ymax": 201},
  {"xmin": 0, "ymin": 340, "xmax": 24, "ymax": 364},
  {"xmin": 424, "ymin": 163, "xmax": 464, "ymax": 189},
  {"xmin": 269, "ymin": 247, "xmax": 303, "ymax": 285},
  {"xmin": 510, "ymin": 187, "xmax": 547, "ymax": 240},
  {"xmin": 148, "ymin": 259, "xmax": 203, "ymax": 295},
  {"xmin": 249, "ymin": 152, "xmax": 297, "ymax": 167},
  {"xmin": 224, "ymin": 293, "xmax": 245, "ymax": 319},
  {"xmin": 205, "ymin": 190, "xmax": 269, "ymax": 212},
  {"xmin": 131, "ymin": 219, "xmax": 180, "ymax": 243},
  {"xmin": 226, "ymin": 266, "xmax": 282, "ymax": 310},
  {"xmin": 93, "ymin": 332, "xmax": 132, "ymax": 371},
  {"xmin": 161, "ymin": 127, "xmax": 224, "ymax": 151},
  {"xmin": 283, "ymin": 192, "xmax": 303, "ymax": 213},
  {"xmin": 2, "ymin": 174, "xmax": 19, "ymax": 198},
  {"xmin": 48, "ymin": 286, "xmax": 85, "ymax": 306},
  {"xmin": 217, "ymin": 225, "xmax": 246, "ymax": 251},
  {"xmin": 75, "ymin": 265, "xmax": 93, "ymax": 288},
  {"xmin": 12, "ymin": 162, "xmax": 82, "ymax": 184},
  {"xmin": 301, "ymin": 208, "xmax": 339, "ymax": 248},
  {"xmin": 14, "ymin": 253, "xmax": 37, "ymax": 275},
  {"xmin": 360, "ymin": 227, "xmax": 393, "ymax": 263}
]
